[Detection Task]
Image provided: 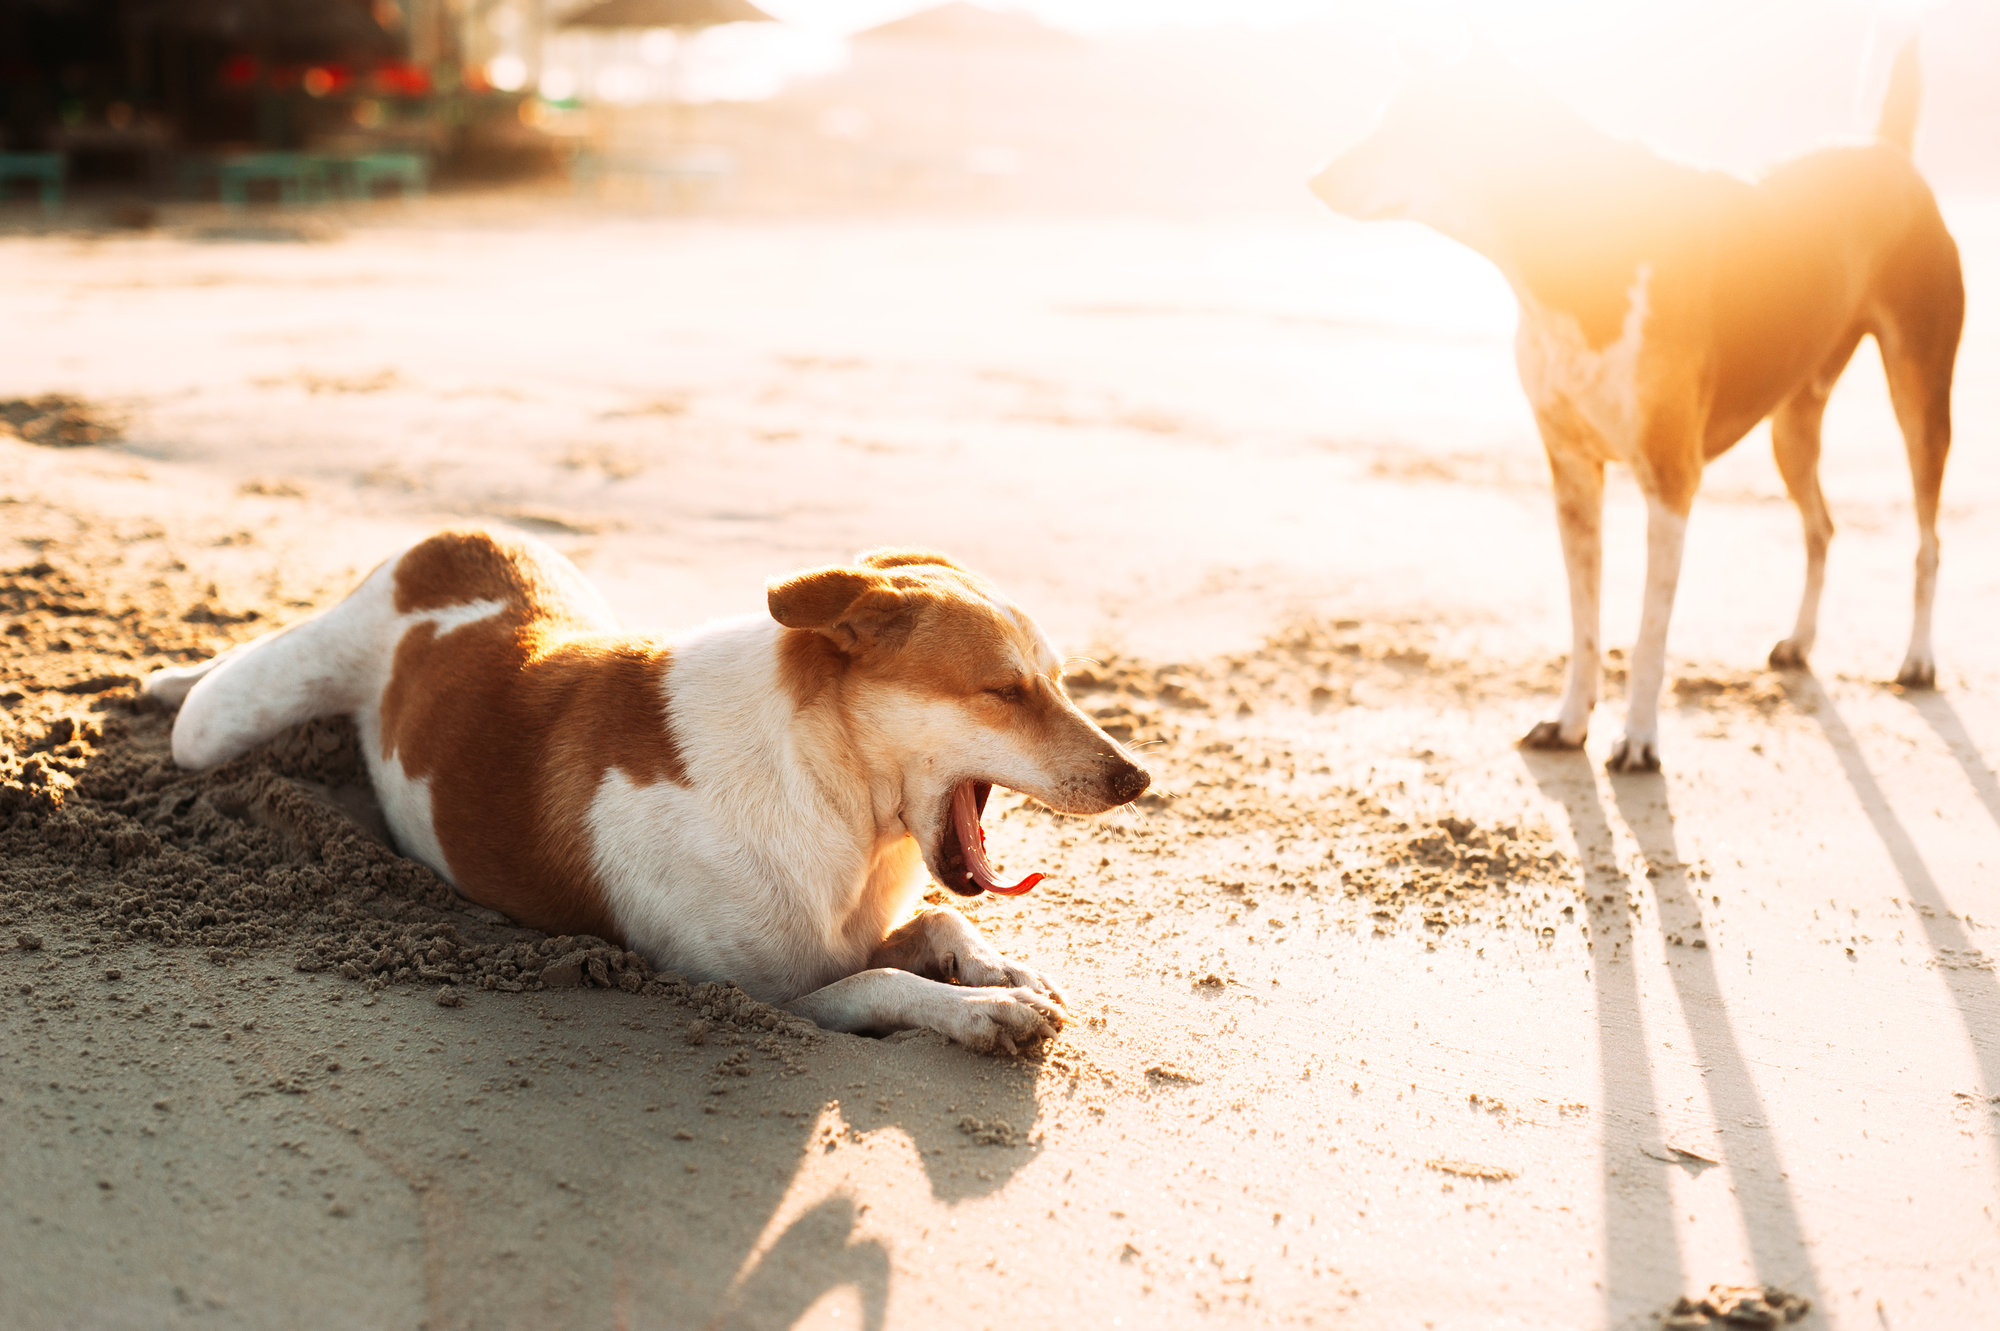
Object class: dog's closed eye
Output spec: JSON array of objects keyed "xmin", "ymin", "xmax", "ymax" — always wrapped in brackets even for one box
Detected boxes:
[{"xmin": 985, "ymin": 684, "xmax": 1025, "ymax": 704}]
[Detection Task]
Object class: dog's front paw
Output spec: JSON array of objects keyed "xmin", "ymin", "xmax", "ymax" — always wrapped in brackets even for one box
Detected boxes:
[
  {"xmin": 935, "ymin": 987, "xmax": 1065, "ymax": 1056},
  {"xmin": 955, "ymin": 948, "xmax": 1065, "ymax": 1007},
  {"xmin": 1768, "ymin": 639, "xmax": 1810, "ymax": 670},
  {"xmin": 1894, "ymin": 656, "xmax": 1937, "ymax": 690},
  {"xmin": 1605, "ymin": 735, "xmax": 1661, "ymax": 773},
  {"xmin": 1520, "ymin": 720, "xmax": 1585, "ymax": 750}
]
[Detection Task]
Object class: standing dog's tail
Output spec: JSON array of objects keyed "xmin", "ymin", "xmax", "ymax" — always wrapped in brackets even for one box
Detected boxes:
[{"xmin": 1875, "ymin": 37, "xmax": 1922, "ymax": 152}]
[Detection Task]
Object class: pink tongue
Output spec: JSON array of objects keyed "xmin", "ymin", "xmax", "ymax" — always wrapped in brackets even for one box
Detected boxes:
[{"xmin": 951, "ymin": 780, "xmax": 1045, "ymax": 895}]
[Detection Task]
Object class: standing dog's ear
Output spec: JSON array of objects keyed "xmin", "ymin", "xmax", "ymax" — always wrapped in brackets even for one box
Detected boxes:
[{"xmin": 767, "ymin": 566, "xmax": 914, "ymax": 653}]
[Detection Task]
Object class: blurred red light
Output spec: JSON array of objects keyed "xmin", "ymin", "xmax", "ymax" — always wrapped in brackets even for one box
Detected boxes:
[{"xmin": 372, "ymin": 61, "xmax": 432, "ymax": 97}]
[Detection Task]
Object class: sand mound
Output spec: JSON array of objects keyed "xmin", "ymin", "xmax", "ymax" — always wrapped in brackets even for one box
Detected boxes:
[{"xmin": 0, "ymin": 556, "xmax": 811, "ymax": 1045}]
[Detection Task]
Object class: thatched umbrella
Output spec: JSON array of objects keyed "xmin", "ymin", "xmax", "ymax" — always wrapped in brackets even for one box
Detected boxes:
[
  {"xmin": 556, "ymin": 0, "xmax": 774, "ymax": 163},
  {"xmin": 562, "ymin": 0, "xmax": 774, "ymax": 31},
  {"xmin": 560, "ymin": 0, "xmax": 774, "ymax": 106}
]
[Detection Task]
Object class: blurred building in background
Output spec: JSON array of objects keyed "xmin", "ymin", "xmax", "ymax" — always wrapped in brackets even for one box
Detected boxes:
[
  {"xmin": 1, "ymin": 0, "xmax": 1995, "ymax": 213},
  {"xmin": 0, "ymin": 0, "xmax": 565, "ymax": 202}
]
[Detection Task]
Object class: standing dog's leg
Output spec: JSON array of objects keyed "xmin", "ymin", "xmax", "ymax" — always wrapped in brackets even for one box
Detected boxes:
[
  {"xmin": 1879, "ymin": 319, "xmax": 1958, "ymax": 690},
  {"xmin": 1767, "ymin": 382, "xmax": 1839, "ymax": 669},
  {"xmin": 1607, "ymin": 494, "xmax": 1690, "ymax": 772},
  {"xmin": 1522, "ymin": 420, "xmax": 1605, "ymax": 750}
]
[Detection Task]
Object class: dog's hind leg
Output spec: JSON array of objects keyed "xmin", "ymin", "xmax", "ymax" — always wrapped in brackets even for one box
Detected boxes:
[
  {"xmin": 1522, "ymin": 418, "xmax": 1605, "ymax": 751},
  {"xmin": 143, "ymin": 630, "xmax": 277, "ymax": 709},
  {"xmin": 143, "ymin": 558, "xmax": 397, "ymax": 770},
  {"xmin": 1766, "ymin": 341, "xmax": 1854, "ymax": 669},
  {"xmin": 1877, "ymin": 288, "xmax": 1961, "ymax": 689}
]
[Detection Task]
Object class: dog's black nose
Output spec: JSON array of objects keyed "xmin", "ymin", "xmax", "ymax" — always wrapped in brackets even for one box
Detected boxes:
[{"xmin": 1110, "ymin": 761, "xmax": 1150, "ymax": 805}]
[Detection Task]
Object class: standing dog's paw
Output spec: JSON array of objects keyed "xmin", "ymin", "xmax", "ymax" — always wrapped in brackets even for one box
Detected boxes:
[
  {"xmin": 1767, "ymin": 639, "xmax": 1810, "ymax": 670},
  {"xmin": 1604, "ymin": 736, "xmax": 1661, "ymax": 774},
  {"xmin": 1894, "ymin": 657, "xmax": 1937, "ymax": 690},
  {"xmin": 936, "ymin": 987, "xmax": 1065, "ymax": 1056},
  {"xmin": 1520, "ymin": 720, "xmax": 1585, "ymax": 750}
]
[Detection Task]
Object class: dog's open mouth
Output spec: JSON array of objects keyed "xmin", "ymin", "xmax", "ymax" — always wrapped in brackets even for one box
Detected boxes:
[{"xmin": 937, "ymin": 779, "xmax": 1045, "ymax": 898}]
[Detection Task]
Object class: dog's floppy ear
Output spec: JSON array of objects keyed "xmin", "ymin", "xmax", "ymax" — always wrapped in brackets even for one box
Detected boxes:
[
  {"xmin": 767, "ymin": 565, "xmax": 913, "ymax": 652},
  {"xmin": 856, "ymin": 547, "xmax": 960, "ymax": 572}
]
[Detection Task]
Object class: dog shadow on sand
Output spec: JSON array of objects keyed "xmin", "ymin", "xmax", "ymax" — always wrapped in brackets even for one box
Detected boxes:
[
  {"xmin": 1519, "ymin": 746, "xmax": 1827, "ymax": 1328},
  {"xmin": 4, "ymin": 698, "xmax": 1051, "ymax": 1331},
  {"xmin": 1522, "ymin": 672, "xmax": 2000, "ymax": 1327},
  {"xmin": 1802, "ymin": 677, "xmax": 2000, "ymax": 1168}
]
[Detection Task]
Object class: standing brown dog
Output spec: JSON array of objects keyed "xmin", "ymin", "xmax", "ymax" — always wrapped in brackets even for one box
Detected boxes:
[{"xmin": 1312, "ymin": 43, "xmax": 1963, "ymax": 771}]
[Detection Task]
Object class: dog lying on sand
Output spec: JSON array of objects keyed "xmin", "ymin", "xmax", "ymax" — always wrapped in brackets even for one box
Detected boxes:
[
  {"xmin": 144, "ymin": 529, "xmax": 1149, "ymax": 1053},
  {"xmin": 1312, "ymin": 42, "xmax": 1962, "ymax": 770}
]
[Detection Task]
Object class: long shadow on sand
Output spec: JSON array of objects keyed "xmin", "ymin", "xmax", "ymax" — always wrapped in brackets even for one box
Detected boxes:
[
  {"xmin": 1901, "ymin": 690, "xmax": 2000, "ymax": 836},
  {"xmin": 312, "ymin": 960, "xmax": 1054, "ymax": 1331},
  {"xmin": 1520, "ymin": 749, "xmax": 1685, "ymax": 1325},
  {"xmin": 1795, "ymin": 676, "xmax": 2000, "ymax": 1155},
  {"xmin": 1605, "ymin": 771, "xmax": 1826, "ymax": 1311},
  {"xmin": 1522, "ymin": 751, "xmax": 1826, "ymax": 1327},
  {"xmin": 171, "ymin": 944, "xmax": 1052, "ymax": 1331}
]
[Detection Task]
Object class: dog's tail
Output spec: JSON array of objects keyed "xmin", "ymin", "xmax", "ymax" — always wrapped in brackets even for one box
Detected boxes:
[{"xmin": 1875, "ymin": 37, "xmax": 1922, "ymax": 153}]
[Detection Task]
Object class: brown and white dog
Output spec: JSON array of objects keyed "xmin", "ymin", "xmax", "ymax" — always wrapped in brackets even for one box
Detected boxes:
[
  {"xmin": 1311, "ymin": 43, "xmax": 1963, "ymax": 770},
  {"xmin": 143, "ymin": 529, "xmax": 1149, "ymax": 1053}
]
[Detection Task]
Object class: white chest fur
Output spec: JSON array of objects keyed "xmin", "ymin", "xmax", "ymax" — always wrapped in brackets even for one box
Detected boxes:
[
  {"xmin": 585, "ymin": 618, "xmax": 924, "ymax": 1003},
  {"xmin": 1513, "ymin": 263, "xmax": 1655, "ymax": 460}
]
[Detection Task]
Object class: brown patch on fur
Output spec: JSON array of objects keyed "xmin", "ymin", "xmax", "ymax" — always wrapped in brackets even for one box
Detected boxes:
[
  {"xmin": 393, "ymin": 528, "xmax": 542, "ymax": 614},
  {"xmin": 767, "ymin": 556, "xmax": 1140, "ymax": 810},
  {"xmin": 768, "ymin": 561, "xmax": 1034, "ymax": 699},
  {"xmin": 378, "ymin": 531, "xmax": 688, "ymax": 942}
]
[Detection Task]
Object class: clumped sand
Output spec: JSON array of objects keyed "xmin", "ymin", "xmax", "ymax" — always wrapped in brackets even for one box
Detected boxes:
[
  {"xmin": 0, "ymin": 551, "xmax": 813, "ymax": 1046},
  {"xmin": 1036, "ymin": 632, "xmax": 1580, "ymax": 945},
  {"xmin": 1661, "ymin": 1285, "xmax": 1813, "ymax": 1329},
  {"xmin": 0, "ymin": 395, "xmax": 124, "ymax": 448}
]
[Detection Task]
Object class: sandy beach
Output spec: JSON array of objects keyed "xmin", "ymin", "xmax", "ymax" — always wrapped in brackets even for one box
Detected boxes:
[{"xmin": 4, "ymin": 195, "xmax": 1999, "ymax": 1330}]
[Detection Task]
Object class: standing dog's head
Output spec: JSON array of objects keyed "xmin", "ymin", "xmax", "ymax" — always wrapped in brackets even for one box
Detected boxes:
[
  {"xmin": 767, "ymin": 549, "xmax": 1149, "ymax": 897},
  {"xmin": 1309, "ymin": 55, "xmax": 1597, "ymax": 255}
]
